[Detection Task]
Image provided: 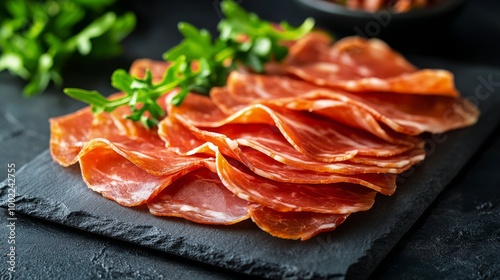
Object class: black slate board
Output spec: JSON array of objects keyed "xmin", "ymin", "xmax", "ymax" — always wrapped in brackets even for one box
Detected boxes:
[{"xmin": 2, "ymin": 65, "xmax": 500, "ymax": 279}]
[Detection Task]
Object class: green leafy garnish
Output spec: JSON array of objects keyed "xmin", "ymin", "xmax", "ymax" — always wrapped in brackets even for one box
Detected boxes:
[
  {"xmin": 0, "ymin": 0, "xmax": 136, "ymax": 95},
  {"xmin": 63, "ymin": 0, "xmax": 314, "ymax": 128}
]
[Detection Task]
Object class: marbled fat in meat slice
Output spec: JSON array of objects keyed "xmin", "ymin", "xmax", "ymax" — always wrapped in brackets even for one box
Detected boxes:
[
  {"xmin": 248, "ymin": 204, "xmax": 348, "ymax": 241},
  {"xmin": 216, "ymin": 151, "xmax": 377, "ymax": 214},
  {"xmin": 148, "ymin": 169, "xmax": 249, "ymax": 225}
]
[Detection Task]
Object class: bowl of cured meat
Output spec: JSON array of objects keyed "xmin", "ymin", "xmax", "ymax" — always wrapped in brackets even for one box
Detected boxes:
[{"xmin": 296, "ymin": 0, "xmax": 466, "ymax": 49}]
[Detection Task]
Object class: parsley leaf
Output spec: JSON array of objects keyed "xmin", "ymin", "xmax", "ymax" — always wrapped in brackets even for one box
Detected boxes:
[
  {"xmin": 0, "ymin": 0, "xmax": 136, "ymax": 95},
  {"xmin": 63, "ymin": 0, "xmax": 314, "ymax": 128}
]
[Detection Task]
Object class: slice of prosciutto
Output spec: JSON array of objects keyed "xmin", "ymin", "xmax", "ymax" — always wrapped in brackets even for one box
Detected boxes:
[
  {"xmin": 216, "ymin": 151, "xmax": 377, "ymax": 214},
  {"xmin": 272, "ymin": 33, "xmax": 459, "ymax": 97},
  {"xmin": 50, "ymin": 94, "xmax": 166, "ymax": 166},
  {"xmin": 50, "ymin": 94, "xmax": 216, "ymax": 207},
  {"xmin": 248, "ymin": 204, "xmax": 348, "ymax": 241},
  {"xmin": 166, "ymin": 92, "xmax": 414, "ymax": 162},
  {"xmin": 213, "ymin": 84, "xmax": 421, "ymax": 145},
  {"xmin": 159, "ymin": 115, "xmax": 401, "ymax": 195},
  {"xmin": 147, "ymin": 169, "xmax": 249, "ymax": 225},
  {"xmin": 159, "ymin": 111, "xmax": 426, "ymax": 174},
  {"xmin": 223, "ymin": 72, "xmax": 479, "ymax": 136},
  {"xmin": 78, "ymin": 139, "xmax": 213, "ymax": 206},
  {"xmin": 129, "ymin": 59, "xmax": 170, "ymax": 82},
  {"xmin": 50, "ymin": 107, "xmax": 93, "ymax": 166}
]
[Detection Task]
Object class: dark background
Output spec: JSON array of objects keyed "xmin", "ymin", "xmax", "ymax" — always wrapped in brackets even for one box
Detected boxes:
[{"xmin": 1, "ymin": 0, "xmax": 499, "ymax": 279}]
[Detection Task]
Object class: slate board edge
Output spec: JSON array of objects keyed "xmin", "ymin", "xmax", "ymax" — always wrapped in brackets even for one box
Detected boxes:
[
  {"xmin": 0, "ymin": 158, "xmax": 335, "ymax": 280},
  {"xmin": 347, "ymin": 151, "xmax": 472, "ymax": 279},
  {"xmin": 346, "ymin": 104, "xmax": 500, "ymax": 279}
]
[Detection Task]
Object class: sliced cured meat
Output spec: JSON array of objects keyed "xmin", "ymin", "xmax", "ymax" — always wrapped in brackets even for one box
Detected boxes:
[
  {"xmin": 240, "ymin": 147, "xmax": 398, "ymax": 195},
  {"xmin": 208, "ymin": 123, "xmax": 423, "ymax": 171},
  {"xmin": 168, "ymin": 93, "xmax": 413, "ymax": 161},
  {"xmin": 160, "ymin": 116, "xmax": 400, "ymax": 194},
  {"xmin": 129, "ymin": 59, "xmax": 170, "ymax": 83},
  {"xmin": 224, "ymin": 72, "xmax": 479, "ymax": 136},
  {"xmin": 214, "ymin": 82, "xmax": 421, "ymax": 145},
  {"xmin": 148, "ymin": 169, "xmax": 249, "ymax": 225},
  {"xmin": 78, "ymin": 137, "xmax": 214, "ymax": 206},
  {"xmin": 340, "ymin": 91, "xmax": 479, "ymax": 135},
  {"xmin": 50, "ymin": 107, "xmax": 93, "ymax": 166},
  {"xmin": 49, "ymin": 93, "xmax": 165, "ymax": 166},
  {"xmin": 159, "ymin": 113, "xmax": 425, "ymax": 174},
  {"xmin": 272, "ymin": 34, "xmax": 458, "ymax": 97},
  {"xmin": 158, "ymin": 116, "xmax": 212, "ymax": 156},
  {"xmin": 216, "ymin": 151, "xmax": 377, "ymax": 214},
  {"xmin": 248, "ymin": 204, "xmax": 348, "ymax": 241}
]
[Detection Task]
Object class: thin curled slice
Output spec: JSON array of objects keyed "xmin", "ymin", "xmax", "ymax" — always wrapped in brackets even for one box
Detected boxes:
[
  {"xmin": 129, "ymin": 59, "xmax": 170, "ymax": 83},
  {"xmin": 168, "ymin": 92, "xmax": 413, "ymax": 162},
  {"xmin": 50, "ymin": 107, "xmax": 93, "ymax": 166},
  {"xmin": 216, "ymin": 151, "xmax": 377, "ymax": 214},
  {"xmin": 224, "ymin": 72, "xmax": 479, "ymax": 136},
  {"xmin": 272, "ymin": 33, "xmax": 458, "ymax": 97},
  {"xmin": 209, "ymin": 123, "xmax": 425, "ymax": 172},
  {"xmin": 148, "ymin": 169, "xmax": 249, "ymax": 225},
  {"xmin": 159, "ymin": 116, "xmax": 400, "ymax": 195},
  {"xmin": 78, "ymin": 138, "xmax": 214, "ymax": 206},
  {"xmin": 248, "ymin": 204, "xmax": 348, "ymax": 241},
  {"xmin": 49, "ymin": 93, "xmax": 165, "ymax": 166},
  {"xmin": 214, "ymin": 83, "xmax": 421, "ymax": 145}
]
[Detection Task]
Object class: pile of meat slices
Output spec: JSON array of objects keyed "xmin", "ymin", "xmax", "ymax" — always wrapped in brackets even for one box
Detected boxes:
[{"xmin": 50, "ymin": 33, "xmax": 479, "ymax": 240}]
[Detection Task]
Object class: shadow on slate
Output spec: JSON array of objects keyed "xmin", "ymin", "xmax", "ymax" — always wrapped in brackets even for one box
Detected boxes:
[
  {"xmin": 370, "ymin": 121, "xmax": 500, "ymax": 280},
  {"xmin": 1, "ymin": 62, "xmax": 500, "ymax": 279},
  {"xmin": 0, "ymin": 210, "xmax": 255, "ymax": 280}
]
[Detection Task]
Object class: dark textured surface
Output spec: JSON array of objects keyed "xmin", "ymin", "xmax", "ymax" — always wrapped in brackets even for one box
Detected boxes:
[
  {"xmin": 1, "ymin": 0, "xmax": 500, "ymax": 279},
  {"xmin": 0, "ymin": 211, "xmax": 246, "ymax": 280},
  {"xmin": 372, "ymin": 127, "xmax": 500, "ymax": 280},
  {"xmin": 1, "ymin": 66, "xmax": 499, "ymax": 279}
]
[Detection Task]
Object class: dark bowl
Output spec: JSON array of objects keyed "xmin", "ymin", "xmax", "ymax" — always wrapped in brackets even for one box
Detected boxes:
[{"xmin": 296, "ymin": 0, "xmax": 466, "ymax": 51}]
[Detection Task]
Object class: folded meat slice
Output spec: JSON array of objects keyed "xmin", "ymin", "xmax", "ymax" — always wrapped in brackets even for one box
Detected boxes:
[
  {"xmin": 167, "ymin": 93, "xmax": 413, "ymax": 162},
  {"xmin": 216, "ymin": 151, "xmax": 377, "ymax": 214},
  {"xmin": 273, "ymin": 33, "xmax": 458, "ymax": 97},
  {"xmin": 223, "ymin": 72, "xmax": 479, "ymax": 136},
  {"xmin": 228, "ymin": 124, "xmax": 426, "ymax": 171},
  {"xmin": 129, "ymin": 59, "xmax": 170, "ymax": 82},
  {"xmin": 147, "ymin": 169, "xmax": 249, "ymax": 225},
  {"xmin": 160, "ymin": 116, "xmax": 400, "ymax": 194},
  {"xmin": 214, "ymin": 84, "xmax": 421, "ymax": 145},
  {"xmin": 239, "ymin": 146, "xmax": 398, "ymax": 195},
  {"xmin": 159, "ymin": 114, "xmax": 425, "ymax": 174},
  {"xmin": 50, "ymin": 107, "xmax": 93, "ymax": 166},
  {"xmin": 50, "ymin": 94, "xmax": 165, "ymax": 166},
  {"xmin": 248, "ymin": 204, "xmax": 348, "ymax": 241},
  {"xmin": 78, "ymin": 137, "xmax": 213, "ymax": 206}
]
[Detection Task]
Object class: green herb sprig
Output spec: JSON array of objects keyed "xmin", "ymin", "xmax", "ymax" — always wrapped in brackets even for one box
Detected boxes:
[
  {"xmin": 0, "ymin": 0, "xmax": 136, "ymax": 95},
  {"xmin": 64, "ymin": 0, "xmax": 314, "ymax": 128}
]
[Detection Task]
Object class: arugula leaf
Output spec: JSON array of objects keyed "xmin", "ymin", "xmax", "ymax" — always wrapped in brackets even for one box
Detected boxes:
[
  {"xmin": 0, "ymin": 0, "xmax": 136, "ymax": 96},
  {"xmin": 63, "ymin": 0, "xmax": 315, "ymax": 128}
]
